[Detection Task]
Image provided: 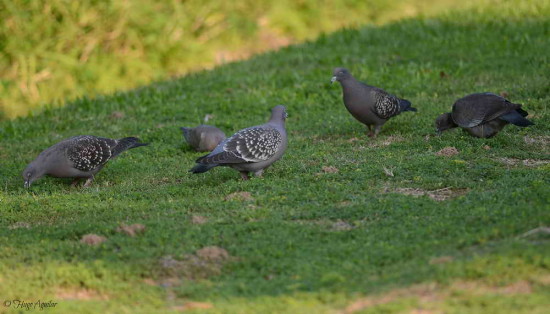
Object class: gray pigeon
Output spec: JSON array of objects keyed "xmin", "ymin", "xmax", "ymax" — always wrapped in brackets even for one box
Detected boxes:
[
  {"xmin": 435, "ymin": 93, "xmax": 533, "ymax": 138},
  {"xmin": 331, "ymin": 67, "xmax": 416, "ymax": 137},
  {"xmin": 22, "ymin": 135, "xmax": 148, "ymax": 188},
  {"xmin": 180, "ymin": 125, "xmax": 226, "ymax": 152},
  {"xmin": 190, "ymin": 105, "xmax": 288, "ymax": 180}
]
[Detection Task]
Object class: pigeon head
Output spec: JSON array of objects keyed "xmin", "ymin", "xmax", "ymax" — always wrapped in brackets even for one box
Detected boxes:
[
  {"xmin": 22, "ymin": 162, "xmax": 44, "ymax": 188},
  {"xmin": 331, "ymin": 67, "xmax": 352, "ymax": 84},
  {"xmin": 269, "ymin": 105, "xmax": 288, "ymax": 123},
  {"xmin": 435, "ymin": 113, "xmax": 457, "ymax": 135}
]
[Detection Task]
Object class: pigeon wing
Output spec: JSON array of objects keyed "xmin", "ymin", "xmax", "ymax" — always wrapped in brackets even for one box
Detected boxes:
[
  {"xmin": 452, "ymin": 93, "xmax": 520, "ymax": 128},
  {"xmin": 197, "ymin": 127, "xmax": 282, "ymax": 164},
  {"xmin": 66, "ymin": 136, "xmax": 114, "ymax": 171},
  {"xmin": 370, "ymin": 88, "xmax": 401, "ymax": 119}
]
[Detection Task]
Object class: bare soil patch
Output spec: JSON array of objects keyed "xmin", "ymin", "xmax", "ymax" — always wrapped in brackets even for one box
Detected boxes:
[
  {"xmin": 498, "ymin": 158, "xmax": 549, "ymax": 167},
  {"xmin": 116, "ymin": 223, "xmax": 146, "ymax": 237},
  {"xmin": 80, "ymin": 234, "xmax": 106, "ymax": 246},
  {"xmin": 369, "ymin": 135, "xmax": 404, "ymax": 147},
  {"xmin": 224, "ymin": 191, "xmax": 253, "ymax": 201},
  {"xmin": 56, "ymin": 288, "xmax": 108, "ymax": 300},
  {"xmin": 191, "ymin": 215, "xmax": 208, "ymax": 225},
  {"xmin": 524, "ymin": 135, "xmax": 550, "ymax": 147},
  {"xmin": 171, "ymin": 301, "xmax": 214, "ymax": 311},
  {"xmin": 158, "ymin": 246, "xmax": 232, "ymax": 280},
  {"xmin": 342, "ymin": 279, "xmax": 538, "ymax": 313},
  {"xmin": 390, "ymin": 187, "xmax": 469, "ymax": 201},
  {"xmin": 322, "ymin": 166, "xmax": 339, "ymax": 173},
  {"xmin": 435, "ymin": 147, "xmax": 459, "ymax": 157}
]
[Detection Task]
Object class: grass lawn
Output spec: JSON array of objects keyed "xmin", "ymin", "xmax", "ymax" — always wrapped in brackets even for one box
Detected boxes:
[{"xmin": 0, "ymin": 0, "xmax": 549, "ymax": 313}]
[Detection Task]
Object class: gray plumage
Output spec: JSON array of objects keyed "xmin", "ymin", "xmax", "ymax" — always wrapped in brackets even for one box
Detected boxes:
[
  {"xmin": 190, "ymin": 105, "xmax": 288, "ymax": 180},
  {"xmin": 22, "ymin": 135, "xmax": 148, "ymax": 188},
  {"xmin": 331, "ymin": 67, "xmax": 416, "ymax": 137},
  {"xmin": 435, "ymin": 92, "xmax": 534, "ymax": 138},
  {"xmin": 180, "ymin": 125, "xmax": 226, "ymax": 152}
]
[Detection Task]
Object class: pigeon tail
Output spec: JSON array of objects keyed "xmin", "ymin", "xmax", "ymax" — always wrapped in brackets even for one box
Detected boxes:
[
  {"xmin": 516, "ymin": 107, "xmax": 529, "ymax": 117},
  {"xmin": 112, "ymin": 137, "xmax": 149, "ymax": 157},
  {"xmin": 499, "ymin": 111, "xmax": 534, "ymax": 127},
  {"xmin": 190, "ymin": 163, "xmax": 218, "ymax": 173},
  {"xmin": 399, "ymin": 99, "xmax": 417, "ymax": 112}
]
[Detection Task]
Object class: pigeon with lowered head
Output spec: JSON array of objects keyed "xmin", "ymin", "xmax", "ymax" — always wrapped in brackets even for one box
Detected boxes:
[
  {"xmin": 331, "ymin": 67, "xmax": 416, "ymax": 137},
  {"xmin": 435, "ymin": 92, "xmax": 533, "ymax": 138},
  {"xmin": 23, "ymin": 135, "xmax": 148, "ymax": 188},
  {"xmin": 180, "ymin": 125, "xmax": 226, "ymax": 152},
  {"xmin": 190, "ymin": 105, "xmax": 288, "ymax": 180}
]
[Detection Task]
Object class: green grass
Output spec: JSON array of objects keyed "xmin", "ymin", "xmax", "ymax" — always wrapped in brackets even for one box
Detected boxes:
[
  {"xmin": 0, "ymin": 0, "xmax": 458, "ymax": 120},
  {"xmin": 1, "ymin": 0, "xmax": 550, "ymax": 313}
]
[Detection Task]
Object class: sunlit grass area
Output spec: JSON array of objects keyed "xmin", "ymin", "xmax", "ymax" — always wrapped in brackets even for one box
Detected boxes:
[{"xmin": 0, "ymin": 0, "xmax": 549, "ymax": 313}]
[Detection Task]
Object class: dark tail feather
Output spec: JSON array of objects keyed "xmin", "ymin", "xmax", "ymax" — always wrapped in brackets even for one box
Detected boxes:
[
  {"xmin": 190, "ymin": 163, "xmax": 218, "ymax": 173},
  {"xmin": 113, "ymin": 137, "xmax": 149, "ymax": 157},
  {"xmin": 499, "ymin": 111, "xmax": 534, "ymax": 127},
  {"xmin": 399, "ymin": 99, "xmax": 417, "ymax": 112},
  {"xmin": 516, "ymin": 107, "xmax": 529, "ymax": 117}
]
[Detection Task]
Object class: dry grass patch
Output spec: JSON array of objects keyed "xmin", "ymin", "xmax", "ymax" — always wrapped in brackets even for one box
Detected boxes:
[
  {"xmin": 8, "ymin": 222, "xmax": 31, "ymax": 229},
  {"xmin": 390, "ymin": 187, "xmax": 469, "ymax": 201},
  {"xmin": 191, "ymin": 215, "xmax": 208, "ymax": 225},
  {"xmin": 171, "ymin": 301, "xmax": 214, "ymax": 311},
  {"xmin": 435, "ymin": 147, "xmax": 459, "ymax": 157},
  {"xmin": 322, "ymin": 166, "xmax": 339, "ymax": 173},
  {"xmin": 224, "ymin": 191, "xmax": 253, "ymax": 201},
  {"xmin": 158, "ymin": 246, "xmax": 232, "ymax": 281},
  {"xmin": 56, "ymin": 287, "xmax": 108, "ymax": 300},
  {"xmin": 368, "ymin": 135, "xmax": 404, "ymax": 147},
  {"xmin": 80, "ymin": 234, "xmax": 107, "ymax": 246},
  {"xmin": 331, "ymin": 220, "xmax": 355, "ymax": 231},
  {"xmin": 498, "ymin": 158, "xmax": 550, "ymax": 167},
  {"xmin": 524, "ymin": 135, "xmax": 550, "ymax": 147},
  {"xmin": 342, "ymin": 279, "xmax": 543, "ymax": 313},
  {"xmin": 116, "ymin": 223, "xmax": 146, "ymax": 237}
]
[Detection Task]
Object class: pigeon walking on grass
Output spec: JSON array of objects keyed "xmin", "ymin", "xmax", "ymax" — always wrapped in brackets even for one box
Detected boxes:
[
  {"xmin": 23, "ymin": 135, "xmax": 148, "ymax": 188},
  {"xmin": 331, "ymin": 67, "xmax": 416, "ymax": 137},
  {"xmin": 190, "ymin": 105, "xmax": 288, "ymax": 180},
  {"xmin": 435, "ymin": 93, "xmax": 533, "ymax": 138},
  {"xmin": 180, "ymin": 125, "xmax": 226, "ymax": 152}
]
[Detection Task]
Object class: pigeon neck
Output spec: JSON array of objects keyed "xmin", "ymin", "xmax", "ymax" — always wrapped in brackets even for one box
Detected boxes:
[
  {"xmin": 339, "ymin": 76, "xmax": 358, "ymax": 88},
  {"xmin": 268, "ymin": 117, "xmax": 284, "ymax": 126}
]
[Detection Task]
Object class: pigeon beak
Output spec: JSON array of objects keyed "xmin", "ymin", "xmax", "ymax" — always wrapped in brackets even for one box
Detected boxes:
[
  {"xmin": 331, "ymin": 76, "xmax": 337, "ymax": 84},
  {"xmin": 24, "ymin": 180, "xmax": 30, "ymax": 189}
]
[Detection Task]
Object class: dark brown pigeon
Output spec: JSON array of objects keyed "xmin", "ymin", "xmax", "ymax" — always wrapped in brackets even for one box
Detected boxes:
[
  {"xmin": 331, "ymin": 67, "xmax": 416, "ymax": 137},
  {"xmin": 435, "ymin": 93, "xmax": 533, "ymax": 138},
  {"xmin": 180, "ymin": 125, "xmax": 226, "ymax": 152}
]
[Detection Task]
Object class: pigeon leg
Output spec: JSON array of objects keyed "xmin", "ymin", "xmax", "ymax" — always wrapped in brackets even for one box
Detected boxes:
[
  {"xmin": 240, "ymin": 171, "xmax": 250, "ymax": 180},
  {"xmin": 367, "ymin": 124, "xmax": 372, "ymax": 137},
  {"xmin": 367, "ymin": 125, "xmax": 375, "ymax": 137},
  {"xmin": 83, "ymin": 176, "xmax": 94, "ymax": 187},
  {"xmin": 372, "ymin": 125, "xmax": 382, "ymax": 137},
  {"xmin": 71, "ymin": 178, "xmax": 81, "ymax": 187},
  {"xmin": 254, "ymin": 169, "xmax": 264, "ymax": 177}
]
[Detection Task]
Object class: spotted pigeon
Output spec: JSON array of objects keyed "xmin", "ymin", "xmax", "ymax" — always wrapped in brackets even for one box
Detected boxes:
[
  {"xmin": 190, "ymin": 105, "xmax": 288, "ymax": 180},
  {"xmin": 23, "ymin": 135, "xmax": 148, "ymax": 188},
  {"xmin": 180, "ymin": 125, "xmax": 226, "ymax": 152},
  {"xmin": 435, "ymin": 92, "xmax": 534, "ymax": 138},
  {"xmin": 331, "ymin": 67, "xmax": 416, "ymax": 137}
]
